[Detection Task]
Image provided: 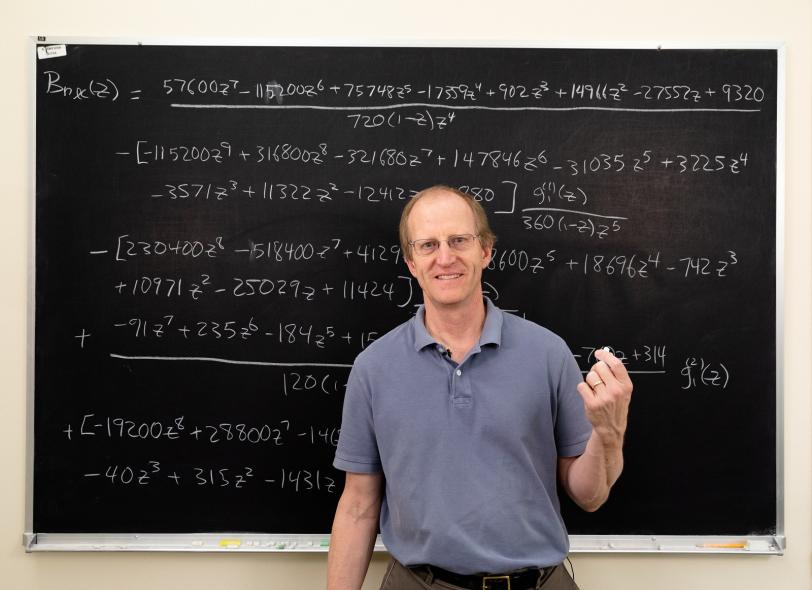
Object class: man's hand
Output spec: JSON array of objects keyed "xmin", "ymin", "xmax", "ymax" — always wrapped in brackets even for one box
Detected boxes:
[
  {"xmin": 576, "ymin": 348, "xmax": 633, "ymax": 446},
  {"xmin": 559, "ymin": 347, "xmax": 633, "ymax": 512}
]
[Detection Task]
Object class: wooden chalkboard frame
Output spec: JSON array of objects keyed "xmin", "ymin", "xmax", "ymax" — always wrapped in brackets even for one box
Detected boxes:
[{"xmin": 25, "ymin": 36, "xmax": 785, "ymax": 554}]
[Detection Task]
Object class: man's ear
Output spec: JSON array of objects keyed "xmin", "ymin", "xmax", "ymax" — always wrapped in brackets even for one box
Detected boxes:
[
  {"xmin": 405, "ymin": 255, "xmax": 418, "ymax": 278},
  {"xmin": 481, "ymin": 244, "xmax": 493, "ymax": 268}
]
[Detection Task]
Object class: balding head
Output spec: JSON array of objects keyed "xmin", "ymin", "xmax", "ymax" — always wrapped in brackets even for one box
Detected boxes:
[{"xmin": 399, "ymin": 185, "xmax": 497, "ymax": 261}]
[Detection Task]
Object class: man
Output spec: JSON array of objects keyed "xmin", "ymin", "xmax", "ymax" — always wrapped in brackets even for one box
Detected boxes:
[{"xmin": 328, "ymin": 185, "xmax": 632, "ymax": 590}]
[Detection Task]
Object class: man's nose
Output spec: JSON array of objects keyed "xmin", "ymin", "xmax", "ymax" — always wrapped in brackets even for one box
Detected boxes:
[{"xmin": 435, "ymin": 240, "xmax": 455, "ymax": 264}]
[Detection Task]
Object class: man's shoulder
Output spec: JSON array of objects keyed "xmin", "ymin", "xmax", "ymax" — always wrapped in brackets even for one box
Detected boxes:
[
  {"xmin": 353, "ymin": 316, "xmax": 414, "ymax": 367},
  {"xmin": 499, "ymin": 309, "xmax": 571, "ymax": 353}
]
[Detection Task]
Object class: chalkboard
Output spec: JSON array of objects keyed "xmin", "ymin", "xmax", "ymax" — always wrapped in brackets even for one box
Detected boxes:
[{"xmin": 30, "ymin": 40, "xmax": 780, "ymax": 550}]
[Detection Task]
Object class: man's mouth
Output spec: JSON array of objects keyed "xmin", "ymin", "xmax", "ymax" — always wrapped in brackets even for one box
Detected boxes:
[{"xmin": 436, "ymin": 273, "xmax": 462, "ymax": 280}]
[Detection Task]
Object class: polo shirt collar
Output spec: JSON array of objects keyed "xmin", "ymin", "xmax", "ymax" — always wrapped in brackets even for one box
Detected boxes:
[
  {"xmin": 480, "ymin": 296, "xmax": 503, "ymax": 347},
  {"xmin": 412, "ymin": 306, "xmax": 436, "ymax": 351},
  {"xmin": 412, "ymin": 296, "xmax": 503, "ymax": 351}
]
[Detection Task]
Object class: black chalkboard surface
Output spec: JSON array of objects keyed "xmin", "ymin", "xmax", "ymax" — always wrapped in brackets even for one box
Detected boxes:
[{"xmin": 32, "ymin": 42, "xmax": 778, "ymax": 545}]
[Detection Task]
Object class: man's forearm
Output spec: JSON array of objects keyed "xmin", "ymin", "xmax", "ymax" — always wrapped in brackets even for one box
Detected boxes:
[
  {"xmin": 563, "ymin": 430, "xmax": 624, "ymax": 512},
  {"xmin": 565, "ymin": 347, "xmax": 632, "ymax": 512},
  {"xmin": 327, "ymin": 490, "xmax": 381, "ymax": 590}
]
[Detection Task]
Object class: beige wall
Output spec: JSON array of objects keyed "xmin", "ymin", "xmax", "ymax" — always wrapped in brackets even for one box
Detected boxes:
[{"xmin": 3, "ymin": 1, "xmax": 810, "ymax": 588}]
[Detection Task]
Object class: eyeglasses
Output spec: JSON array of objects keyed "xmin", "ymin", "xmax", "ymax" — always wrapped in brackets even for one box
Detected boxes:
[{"xmin": 408, "ymin": 234, "xmax": 480, "ymax": 256}]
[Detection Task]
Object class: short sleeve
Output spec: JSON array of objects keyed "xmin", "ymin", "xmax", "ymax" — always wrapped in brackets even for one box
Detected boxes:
[
  {"xmin": 333, "ymin": 359, "xmax": 383, "ymax": 473},
  {"xmin": 554, "ymin": 350, "xmax": 592, "ymax": 457}
]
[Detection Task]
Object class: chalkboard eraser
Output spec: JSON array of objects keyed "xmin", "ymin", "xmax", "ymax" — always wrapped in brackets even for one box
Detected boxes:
[
  {"xmin": 219, "ymin": 538, "xmax": 242, "ymax": 549},
  {"xmin": 747, "ymin": 540, "xmax": 775, "ymax": 552}
]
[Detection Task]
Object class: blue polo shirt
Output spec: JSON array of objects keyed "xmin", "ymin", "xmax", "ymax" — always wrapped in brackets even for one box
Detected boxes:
[{"xmin": 334, "ymin": 298, "xmax": 591, "ymax": 574}]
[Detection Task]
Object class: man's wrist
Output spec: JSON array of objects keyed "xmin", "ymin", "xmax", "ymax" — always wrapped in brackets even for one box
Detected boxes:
[{"xmin": 592, "ymin": 428, "xmax": 625, "ymax": 451}]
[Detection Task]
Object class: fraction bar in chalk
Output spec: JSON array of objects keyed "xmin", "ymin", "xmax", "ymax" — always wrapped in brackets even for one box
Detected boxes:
[
  {"xmin": 580, "ymin": 370, "xmax": 666, "ymax": 374},
  {"xmin": 171, "ymin": 102, "xmax": 762, "ymax": 114},
  {"xmin": 109, "ymin": 353, "xmax": 352, "ymax": 368},
  {"xmin": 89, "ymin": 250, "xmax": 109, "ymax": 255},
  {"xmin": 520, "ymin": 207, "xmax": 629, "ymax": 220}
]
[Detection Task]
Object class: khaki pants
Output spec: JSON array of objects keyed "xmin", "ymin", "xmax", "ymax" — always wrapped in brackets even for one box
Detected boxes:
[{"xmin": 379, "ymin": 558, "xmax": 581, "ymax": 590}]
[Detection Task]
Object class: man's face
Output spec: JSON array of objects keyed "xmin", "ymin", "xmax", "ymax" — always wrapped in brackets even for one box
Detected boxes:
[{"xmin": 405, "ymin": 191, "xmax": 492, "ymax": 311}]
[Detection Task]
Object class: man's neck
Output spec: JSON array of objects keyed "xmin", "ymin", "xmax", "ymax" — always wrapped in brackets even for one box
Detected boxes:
[{"xmin": 422, "ymin": 295, "xmax": 487, "ymax": 362}]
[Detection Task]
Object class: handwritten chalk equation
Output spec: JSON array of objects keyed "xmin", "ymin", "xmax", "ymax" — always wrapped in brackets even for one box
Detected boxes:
[{"xmin": 82, "ymin": 463, "xmax": 338, "ymax": 493}]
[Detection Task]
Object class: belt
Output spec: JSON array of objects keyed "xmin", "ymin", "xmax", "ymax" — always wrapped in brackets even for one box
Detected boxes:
[{"xmin": 412, "ymin": 564, "xmax": 550, "ymax": 590}]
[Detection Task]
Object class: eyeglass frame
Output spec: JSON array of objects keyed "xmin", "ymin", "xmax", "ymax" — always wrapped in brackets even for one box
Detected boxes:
[{"xmin": 407, "ymin": 233, "xmax": 482, "ymax": 256}]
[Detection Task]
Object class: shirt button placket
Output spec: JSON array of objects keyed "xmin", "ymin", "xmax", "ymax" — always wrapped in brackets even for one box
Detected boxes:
[{"xmin": 451, "ymin": 366, "xmax": 471, "ymax": 407}]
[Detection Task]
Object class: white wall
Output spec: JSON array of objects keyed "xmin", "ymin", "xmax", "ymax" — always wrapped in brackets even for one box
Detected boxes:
[{"xmin": 3, "ymin": 1, "xmax": 810, "ymax": 588}]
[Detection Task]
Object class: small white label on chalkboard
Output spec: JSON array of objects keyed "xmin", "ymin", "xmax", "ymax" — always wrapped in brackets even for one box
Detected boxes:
[{"xmin": 37, "ymin": 45, "xmax": 67, "ymax": 59}]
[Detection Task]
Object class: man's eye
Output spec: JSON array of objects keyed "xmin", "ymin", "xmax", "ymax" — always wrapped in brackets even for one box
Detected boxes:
[
  {"xmin": 420, "ymin": 240, "xmax": 438, "ymax": 251},
  {"xmin": 449, "ymin": 236, "xmax": 466, "ymax": 247}
]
